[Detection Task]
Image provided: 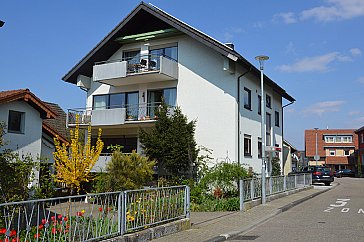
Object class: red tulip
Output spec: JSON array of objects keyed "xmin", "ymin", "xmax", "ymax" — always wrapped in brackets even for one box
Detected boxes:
[
  {"xmin": 57, "ymin": 214, "xmax": 63, "ymax": 220},
  {"xmin": 9, "ymin": 230, "xmax": 16, "ymax": 237},
  {"xmin": 34, "ymin": 233, "xmax": 40, "ymax": 239},
  {"xmin": 98, "ymin": 207, "xmax": 103, "ymax": 212}
]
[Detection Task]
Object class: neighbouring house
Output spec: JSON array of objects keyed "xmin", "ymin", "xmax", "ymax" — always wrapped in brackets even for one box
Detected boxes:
[
  {"xmin": 282, "ymin": 139, "xmax": 298, "ymax": 175},
  {"xmin": 62, "ymin": 2, "xmax": 295, "ymax": 175},
  {"xmin": 305, "ymin": 129, "xmax": 358, "ymax": 172},
  {"xmin": 354, "ymin": 126, "xmax": 364, "ymax": 177},
  {"xmin": 0, "ymin": 89, "xmax": 68, "ymax": 185}
]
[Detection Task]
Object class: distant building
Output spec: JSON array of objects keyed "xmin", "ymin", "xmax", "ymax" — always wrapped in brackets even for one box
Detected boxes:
[
  {"xmin": 282, "ymin": 139, "xmax": 298, "ymax": 175},
  {"xmin": 354, "ymin": 126, "xmax": 364, "ymax": 177},
  {"xmin": 0, "ymin": 89, "xmax": 68, "ymax": 185},
  {"xmin": 305, "ymin": 129, "xmax": 358, "ymax": 171}
]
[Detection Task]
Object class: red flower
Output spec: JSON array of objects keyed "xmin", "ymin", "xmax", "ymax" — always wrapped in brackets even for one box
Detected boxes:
[
  {"xmin": 38, "ymin": 224, "xmax": 44, "ymax": 230},
  {"xmin": 98, "ymin": 207, "xmax": 103, "ymax": 212},
  {"xmin": 12, "ymin": 238, "xmax": 20, "ymax": 242},
  {"xmin": 9, "ymin": 230, "xmax": 16, "ymax": 237},
  {"xmin": 4, "ymin": 238, "xmax": 9, "ymax": 242},
  {"xmin": 57, "ymin": 214, "xmax": 63, "ymax": 220},
  {"xmin": 0, "ymin": 228, "xmax": 6, "ymax": 234},
  {"xmin": 76, "ymin": 212, "xmax": 83, "ymax": 216},
  {"xmin": 51, "ymin": 227, "xmax": 57, "ymax": 234},
  {"xmin": 41, "ymin": 219, "xmax": 47, "ymax": 225},
  {"xmin": 34, "ymin": 233, "xmax": 40, "ymax": 239},
  {"xmin": 51, "ymin": 216, "xmax": 56, "ymax": 221},
  {"xmin": 63, "ymin": 217, "xmax": 68, "ymax": 222}
]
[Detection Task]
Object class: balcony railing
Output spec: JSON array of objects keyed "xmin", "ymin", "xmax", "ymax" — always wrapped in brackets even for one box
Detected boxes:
[
  {"xmin": 67, "ymin": 103, "xmax": 174, "ymax": 127},
  {"xmin": 93, "ymin": 54, "xmax": 178, "ymax": 86}
]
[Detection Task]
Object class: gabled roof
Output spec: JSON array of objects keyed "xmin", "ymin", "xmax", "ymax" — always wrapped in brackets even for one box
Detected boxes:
[
  {"xmin": 62, "ymin": 2, "xmax": 294, "ymax": 102},
  {"xmin": 0, "ymin": 89, "xmax": 68, "ymax": 143},
  {"xmin": 0, "ymin": 89, "xmax": 57, "ymax": 119},
  {"xmin": 355, "ymin": 125, "xmax": 364, "ymax": 134}
]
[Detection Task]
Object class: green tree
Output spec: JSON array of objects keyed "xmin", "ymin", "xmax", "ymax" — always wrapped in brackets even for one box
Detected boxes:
[
  {"xmin": 96, "ymin": 149, "xmax": 156, "ymax": 192},
  {"xmin": 271, "ymin": 157, "xmax": 281, "ymax": 176},
  {"xmin": 139, "ymin": 104, "xmax": 198, "ymax": 178}
]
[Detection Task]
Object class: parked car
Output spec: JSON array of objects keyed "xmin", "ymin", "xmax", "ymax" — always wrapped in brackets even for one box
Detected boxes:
[
  {"xmin": 310, "ymin": 166, "xmax": 334, "ymax": 186},
  {"xmin": 335, "ymin": 169, "xmax": 355, "ymax": 178}
]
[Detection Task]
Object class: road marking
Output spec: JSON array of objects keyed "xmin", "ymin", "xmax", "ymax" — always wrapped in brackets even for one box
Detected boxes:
[
  {"xmin": 341, "ymin": 208, "xmax": 350, "ymax": 213},
  {"xmin": 330, "ymin": 198, "xmax": 350, "ymax": 207},
  {"xmin": 324, "ymin": 207, "xmax": 334, "ymax": 213},
  {"xmin": 359, "ymin": 209, "xmax": 364, "ymax": 214}
]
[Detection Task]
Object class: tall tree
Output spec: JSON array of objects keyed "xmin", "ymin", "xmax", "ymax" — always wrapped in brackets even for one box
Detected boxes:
[
  {"xmin": 53, "ymin": 115, "xmax": 103, "ymax": 194},
  {"xmin": 139, "ymin": 104, "xmax": 198, "ymax": 178}
]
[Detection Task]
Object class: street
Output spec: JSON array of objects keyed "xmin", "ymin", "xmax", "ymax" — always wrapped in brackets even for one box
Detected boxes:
[{"xmin": 230, "ymin": 178, "xmax": 364, "ymax": 242}]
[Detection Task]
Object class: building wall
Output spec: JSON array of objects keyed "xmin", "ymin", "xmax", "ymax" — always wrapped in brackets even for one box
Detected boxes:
[
  {"xmin": 0, "ymin": 100, "xmax": 43, "ymax": 161},
  {"xmin": 85, "ymin": 34, "xmax": 284, "ymax": 174}
]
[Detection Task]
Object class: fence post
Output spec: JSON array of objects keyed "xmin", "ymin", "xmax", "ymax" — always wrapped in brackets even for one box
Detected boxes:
[
  {"xmin": 294, "ymin": 174, "xmax": 297, "ymax": 188},
  {"xmin": 303, "ymin": 173, "xmax": 306, "ymax": 186},
  {"xmin": 184, "ymin": 186, "xmax": 190, "ymax": 218},
  {"xmin": 283, "ymin": 175, "xmax": 287, "ymax": 191},
  {"xmin": 269, "ymin": 177, "xmax": 272, "ymax": 195},
  {"xmin": 239, "ymin": 179, "xmax": 244, "ymax": 211},
  {"xmin": 251, "ymin": 179, "xmax": 255, "ymax": 199},
  {"xmin": 120, "ymin": 191, "xmax": 127, "ymax": 235}
]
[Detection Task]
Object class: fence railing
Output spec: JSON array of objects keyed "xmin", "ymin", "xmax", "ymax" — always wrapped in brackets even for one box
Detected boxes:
[
  {"xmin": 0, "ymin": 186, "xmax": 189, "ymax": 242},
  {"xmin": 241, "ymin": 173, "xmax": 312, "ymax": 203}
]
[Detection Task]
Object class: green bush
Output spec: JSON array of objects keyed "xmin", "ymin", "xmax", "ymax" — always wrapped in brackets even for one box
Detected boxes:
[{"xmin": 190, "ymin": 197, "xmax": 240, "ymax": 212}]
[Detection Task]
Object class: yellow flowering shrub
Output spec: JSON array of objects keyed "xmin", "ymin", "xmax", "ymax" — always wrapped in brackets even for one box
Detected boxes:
[{"xmin": 53, "ymin": 114, "xmax": 104, "ymax": 194}]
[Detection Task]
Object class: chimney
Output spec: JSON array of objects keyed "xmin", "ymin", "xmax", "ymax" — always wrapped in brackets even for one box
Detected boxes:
[{"xmin": 225, "ymin": 43, "xmax": 234, "ymax": 50}]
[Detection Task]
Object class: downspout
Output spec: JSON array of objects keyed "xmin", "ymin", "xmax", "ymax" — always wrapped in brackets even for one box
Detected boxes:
[
  {"xmin": 237, "ymin": 66, "xmax": 252, "ymax": 166},
  {"xmin": 282, "ymin": 100, "xmax": 295, "ymax": 174}
]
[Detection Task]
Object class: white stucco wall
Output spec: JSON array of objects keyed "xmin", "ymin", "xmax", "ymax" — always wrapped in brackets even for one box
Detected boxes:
[{"xmin": 0, "ymin": 101, "xmax": 43, "ymax": 161}]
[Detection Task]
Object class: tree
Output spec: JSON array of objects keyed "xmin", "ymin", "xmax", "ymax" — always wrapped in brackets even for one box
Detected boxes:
[
  {"xmin": 95, "ymin": 148, "xmax": 156, "ymax": 192},
  {"xmin": 53, "ymin": 115, "xmax": 103, "ymax": 194},
  {"xmin": 271, "ymin": 157, "xmax": 281, "ymax": 176},
  {"xmin": 139, "ymin": 104, "xmax": 198, "ymax": 178}
]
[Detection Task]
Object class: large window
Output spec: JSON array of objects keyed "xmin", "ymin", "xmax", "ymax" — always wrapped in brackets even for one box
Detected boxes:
[
  {"xmin": 93, "ymin": 92, "xmax": 138, "ymax": 110},
  {"xmin": 8, "ymin": 110, "xmax": 25, "ymax": 133},
  {"xmin": 324, "ymin": 135, "xmax": 353, "ymax": 143},
  {"xmin": 150, "ymin": 45, "xmax": 178, "ymax": 70},
  {"xmin": 244, "ymin": 134, "xmax": 252, "ymax": 157},
  {"xmin": 148, "ymin": 88, "xmax": 176, "ymax": 117},
  {"xmin": 244, "ymin": 87, "xmax": 251, "ymax": 110}
]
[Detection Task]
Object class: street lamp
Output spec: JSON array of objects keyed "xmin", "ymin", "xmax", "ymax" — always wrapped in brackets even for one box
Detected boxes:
[
  {"xmin": 255, "ymin": 55, "xmax": 269, "ymax": 205},
  {"xmin": 314, "ymin": 128, "xmax": 319, "ymax": 166}
]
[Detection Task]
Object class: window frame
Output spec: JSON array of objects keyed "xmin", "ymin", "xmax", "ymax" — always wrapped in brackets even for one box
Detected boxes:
[
  {"xmin": 244, "ymin": 134, "xmax": 252, "ymax": 157},
  {"xmin": 243, "ymin": 87, "xmax": 252, "ymax": 110},
  {"xmin": 258, "ymin": 95, "xmax": 261, "ymax": 115},
  {"xmin": 8, "ymin": 110, "xmax": 25, "ymax": 134},
  {"xmin": 329, "ymin": 150, "xmax": 336, "ymax": 156},
  {"xmin": 274, "ymin": 111, "xmax": 279, "ymax": 127},
  {"xmin": 344, "ymin": 149, "xmax": 350, "ymax": 156},
  {"xmin": 266, "ymin": 94, "xmax": 271, "ymax": 109},
  {"xmin": 258, "ymin": 138, "xmax": 262, "ymax": 158}
]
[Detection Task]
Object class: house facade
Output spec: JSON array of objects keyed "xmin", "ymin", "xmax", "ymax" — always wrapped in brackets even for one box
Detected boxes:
[
  {"xmin": 0, "ymin": 89, "xmax": 68, "ymax": 185},
  {"xmin": 305, "ymin": 129, "xmax": 358, "ymax": 171},
  {"xmin": 62, "ymin": 3, "xmax": 294, "ymax": 174},
  {"xmin": 354, "ymin": 126, "xmax": 364, "ymax": 177},
  {"xmin": 282, "ymin": 139, "xmax": 298, "ymax": 175}
]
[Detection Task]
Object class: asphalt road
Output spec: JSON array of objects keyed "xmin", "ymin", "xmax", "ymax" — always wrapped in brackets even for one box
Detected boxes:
[{"xmin": 229, "ymin": 178, "xmax": 364, "ymax": 242}]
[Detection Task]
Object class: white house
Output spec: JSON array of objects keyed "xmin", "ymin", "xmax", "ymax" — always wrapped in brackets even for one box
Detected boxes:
[
  {"xmin": 0, "ymin": 89, "xmax": 68, "ymax": 185},
  {"xmin": 62, "ymin": 3, "xmax": 295, "ymax": 174}
]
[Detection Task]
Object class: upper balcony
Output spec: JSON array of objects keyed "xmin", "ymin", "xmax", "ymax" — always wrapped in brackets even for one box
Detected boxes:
[
  {"xmin": 93, "ymin": 54, "xmax": 178, "ymax": 86},
  {"xmin": 66, "ymin": 102, "xmax": 174, "ymax": 128}
]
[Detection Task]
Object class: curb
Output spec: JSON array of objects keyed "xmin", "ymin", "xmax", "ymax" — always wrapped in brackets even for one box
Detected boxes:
[{"xmin": 203, "ymin": 184, "xmax": 338, "ymax": 242}]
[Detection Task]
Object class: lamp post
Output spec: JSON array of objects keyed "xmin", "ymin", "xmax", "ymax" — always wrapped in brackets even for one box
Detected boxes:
[
  {"xmin": 314, "ymin": 128, "xmax": 319, "ymax": 166},
  {"xmin": 255, "ymin": 55, "xmax": 269, "ymax": 205}
]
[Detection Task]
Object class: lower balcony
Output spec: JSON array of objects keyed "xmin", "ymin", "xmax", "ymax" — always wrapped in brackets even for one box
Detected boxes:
[{"xmin": 67, "ymin": 103, "xmax": 171, "ymax": 127}]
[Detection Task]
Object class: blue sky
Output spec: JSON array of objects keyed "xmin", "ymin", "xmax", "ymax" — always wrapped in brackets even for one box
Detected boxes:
[{"xmin": 1, "ymin": 0, "xmax": 363, "ymax": 150}]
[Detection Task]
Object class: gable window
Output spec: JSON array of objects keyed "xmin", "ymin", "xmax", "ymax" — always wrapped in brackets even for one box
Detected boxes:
[
  {"xmin": 266, "ymin": 94, "xmax": 271, "ymax": 108},
  {"xmin": 258, "ymin": 95, "xmax": 261, "ymax": 115},
  {"xmin": 329, "ymin": 150, "xmax": 335, "ymax": 156},
  {"xmin": 342, "ymin": 136, "xmax": 352, "ymax": 143},
  {"xmin": 275, "ymin": 111, "xmax": 280, "ymax": 127},
  {"xmin": 244, "ymin": 134, "xmax": 252, "ymax": 157},
  {"xmin": 243, "ymin": 88, "xmax": 252, "ymax": 110},
  {"xmin": 8, "ymin": 110, "xmax": 25, "ymax": 133},
  {"xmin": 325, "ymin": 136, "xmax": 335, "ymax": 143}
]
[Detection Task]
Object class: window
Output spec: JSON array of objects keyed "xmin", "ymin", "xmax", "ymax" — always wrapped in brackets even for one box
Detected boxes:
[
  {"xmin": 330, "ymin": 150, "xmax": 335, "ymax": 156},
  {"xmin": 8, "ymin": 110, "xmax": 25, "ymax": 133},
  {"xmin": 93, "ymin": 92, "xmax": 138, "ymax": 111},
  {"xmin": 335, "ymin": 136, "xmax": 342, "ymax": 143},
  {"xmin": 150, "ymin": 45, "xmax": 178, "ymax": 69},
  {"xmin": 243, "ymin": 88, "xmax": 251, "ymax": 110},
  {"xmin": 325, "ymin": 136, "xmax": 335, "ymax": 143},
  {"xmin": 244, "ymin": 134, "xmax": 252, "ymax": 157},
  {"xmin": 361, "ymin": 134, "xmax": 364, "ymax": 144},
  {"xmin": 275, "ymin": 111, "xmax": 279, "ymax": 127},
  {"xmin": 342, "ymin": 136, "xmax": 352, "ymax": 143},
  {"xmin": 266, "ymin": 94, "xmax": 271, "ymax": 108},
  {"xmin": 258, "ymin": 138, "xmax": 262, "ymax": 158},
  {"xmin": 258, "ymin": 95, "xmax": 261, "ymax": 115},
  {"xmin": 266, "ymin": 113, "xmax": 271, "ymax": 146},
  {"xmin": 147, "ymin": 88, "xmax": 177, "ymax": 117},
  {"xmin": 122, "ymin": 50, "xmax": 140, "ymax": 64},
  {"xmin": 344, "ymin": 150, "xmax": 350, "ymax": 156}
]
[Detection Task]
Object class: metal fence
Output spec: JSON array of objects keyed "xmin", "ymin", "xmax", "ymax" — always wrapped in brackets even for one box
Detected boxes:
[
  {"xmin": 241, "ymin": 173, "xmax": 312, "ymax": 203},
  {"xmin": 0, "ymin": 186, "xmax": 189, "ymax": 242}
]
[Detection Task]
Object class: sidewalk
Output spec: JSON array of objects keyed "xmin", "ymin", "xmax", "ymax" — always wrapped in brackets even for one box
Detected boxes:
[{"xmin": 153, "ymin": 185, "xmax": 336, "ymax": 242}]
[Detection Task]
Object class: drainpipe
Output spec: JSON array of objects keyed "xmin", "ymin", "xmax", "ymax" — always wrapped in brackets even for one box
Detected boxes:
[
  {"xmin": 282, "ymin": 100, "xmax": 295, "ymax": 174},
  {"xmin": 237, "ymin": 66, "xmax": 252, "ymax": 166}
]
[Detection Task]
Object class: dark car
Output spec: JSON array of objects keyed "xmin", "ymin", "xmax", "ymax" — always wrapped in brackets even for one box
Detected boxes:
[
  {"xmin": 309, "ymin": 166, "xmax": 334, "ymax": 186},
  {"xmin": 335, "ymin": 169, "xmax": 355, "ymax": 178}
]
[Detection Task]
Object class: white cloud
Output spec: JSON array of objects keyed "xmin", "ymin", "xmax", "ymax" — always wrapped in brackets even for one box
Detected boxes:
[
  {"xmin": 222, "ymin": 27, "xmax": 244, "ymax": 42},
  {"xmin": 276, "ymin": 52, "xmax": 339, "ymax": 72},
  {"xmin": 276, "ymin": 0, "xmax": 364, "ymax": 23},
  {"xmin": 358, "ymin": 76, "xmax": 364, "ymax": 83},
  {"xmin": 285, "ymin": 41, "xmax": 297, "ymax": 55},
  {"xmin": 303, "ymin": 101, "xmax": 345, "ymax": 116},
  {"xmin": 349, "ymin": 111, "xmax": 360, "ymax": 116},
  {"xmin": 274, "ymin": 12, "xmax": 297, "ymax": 24},
  {"xmin": 350, "ymin": 48, "xmax": 362, "ymax": 56}
]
